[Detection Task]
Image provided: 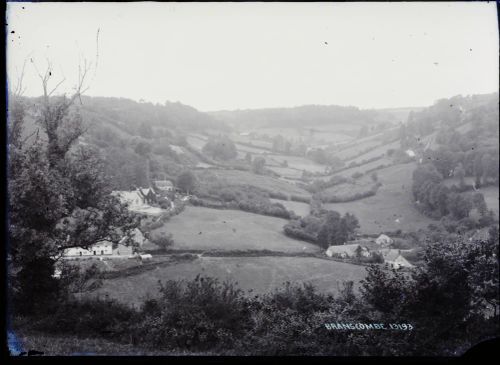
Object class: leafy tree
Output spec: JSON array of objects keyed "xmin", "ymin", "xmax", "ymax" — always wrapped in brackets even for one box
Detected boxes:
[
  {"xmin": 176, "ymin": 170, "xmax": 197, "ymax": 195},
  {"xmin": 252, "ymin": 157, "xmax": 266, "ymax": 174},
  {"xmin": 202, "ymin": 136, "xmax": 237, "ymax": 161},
  {"xmin": 447, "ymin": 193, "xmax": 472, "ymax": 220},
  {"xmin": 471, "ymin": 193, "xmax": 488, "ymax": 216},
  {"xmin": 151, "ymin": 232, "xmax": 174, "ymax": 250},
  {"xmin": 8, "ymin": 76, "xmax": 138, "ymax": 314},
  {"xmin": 134, "ymin": 140, "xmax": 152, "ymax": 157}
]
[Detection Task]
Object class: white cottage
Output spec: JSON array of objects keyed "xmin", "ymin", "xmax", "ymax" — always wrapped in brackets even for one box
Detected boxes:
[
  {"xmin": 64, "ymin": 240, "xmax": 113, "ymax": 257},
  {"xmin": 375, "ymin": 234, "xmax": 394, "ymax": 247},
  {"xmin": 326, "ymin": 244, "xmax": 371, "ymax": 258},
  {"xmin": 154, "ymin": 180, "xmax": 175, "ymax": 192},
  {"xmin": 380, "ymin": 249, "xmax": 413, "ymax": 269}
]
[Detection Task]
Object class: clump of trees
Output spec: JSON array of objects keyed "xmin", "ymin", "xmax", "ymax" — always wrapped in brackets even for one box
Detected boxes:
[
  {"xmin": 284, "ymin": 209, "xmax": 359, "ymax": 248},
  {"xmin": 150, "ymin": 232, "xmax": 175, "ymax": 250},
  {"xmin": 412, "ymin": 164, "xmax": 493, "ymax": 225},
  {"xmin": 251, "ymin": 157, "xmax": 266, "ymax": 174},
  {"xmin": 202, "ymin": 135, "xmax": 237, "ymax": 161}
]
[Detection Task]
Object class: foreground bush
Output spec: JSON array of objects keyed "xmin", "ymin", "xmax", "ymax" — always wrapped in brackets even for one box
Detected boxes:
[{"xmin": 131, "ymin": 276, "xmax": 253, "ymax": 351}]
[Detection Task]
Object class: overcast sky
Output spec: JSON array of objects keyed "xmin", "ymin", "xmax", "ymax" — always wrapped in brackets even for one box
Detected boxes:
[{"xmin": 6, "ymin": 2, "xmax": 499, "ymax": 111}]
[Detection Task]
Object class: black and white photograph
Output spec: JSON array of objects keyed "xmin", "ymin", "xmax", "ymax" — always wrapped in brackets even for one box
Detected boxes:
[{"xmin": 5, "ymin": 1, "xmax": 499, "ymax": 357}]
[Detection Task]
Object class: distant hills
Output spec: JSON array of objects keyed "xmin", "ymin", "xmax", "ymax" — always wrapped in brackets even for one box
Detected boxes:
[{"xmin": 208, "ymin": 104, "xmax": 425, "ymax": 132}]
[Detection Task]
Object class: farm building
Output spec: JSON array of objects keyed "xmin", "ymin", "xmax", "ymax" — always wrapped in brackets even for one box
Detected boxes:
[
  {"xmin": 375, "ymin": 234, "xmax": 393, "ymax": 247},
  {"xmin": 64, "ymin": 240, "xmax": 113, "ymax": 257},
  {"xmin": 63, "ymin": 240, "xmax": 134, "ymax": 258},
  {"xmin": 154, "ymin": 180, "xmax": 175, "ymax": 192},
  {"xmin": 380, "ymin": 249, "xmax": 414, "ymax": 269},
  {"xmin": 113, "ymin": 188, "xmax": 159, "ymax": 206},
  {"xmin": 326, "ymin": 244, "xmax": 371, "ymax": 259}
]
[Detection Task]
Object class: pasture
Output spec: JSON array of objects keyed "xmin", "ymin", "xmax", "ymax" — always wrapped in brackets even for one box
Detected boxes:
[
  {"xmin": 319, "ymin": 178, "xmax": 379, "ymax": 202},
  {"xmin": 324, "ymin": 163, "xmax": 437, "ymax": 234},
  {"xmin": 334, "ymin": 139, "xmax": 382, "ymax": 161},
  {"xmin": 345, "ymin": 139, "xmax": 400, "ymax": 165},
  {"xmin": 267, "ymin": 166, "xmax": 303, "ymax": 179},
  {"xmin": 91, "ymin": 256, "xmax": 368, "ymax": 306},
  {"xmin": 186, "ymin": 135, "xmax": 207, "ymax": 151},
  {"xmin": 265, "ymin": 154, "xmax": 327, "ymax": 173},
  {"xmin": 151, "ymin": 206, "xmax": 320, "ymax": 253},
  {"xmin": 195, "ymin": 168, "xmax": 311, "ymax": 199}
]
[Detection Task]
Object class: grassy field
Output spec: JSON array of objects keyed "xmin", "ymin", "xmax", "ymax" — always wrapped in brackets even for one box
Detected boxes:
[
  {"xmin": 345, "ymin": 139, "xmax": 400, "ymax": 165},
  {"xmin": 265, "ymin": 154, "xmax": 327, "ymax": 173},
  {"xmin": 335, "ymin": 139, "xmax": 382, "ymax": 161},
  {"xmin": 186, "ymin": 134, "xmax": 208, "ymax": 151},
  {"xmin": 91, "ymin": 256, "xmax": 368, "ymax": 306},
  {"xmin": 270, "ymin": 199, "xmax": 311, "ymax": 217},
  {"xmin": 324, "ymin": 163, "xmax": 437, "ymax": 234},
  {"xmin": 151, "ymin": 206, "xmax": 320, "ymax": 253},
  {"xmin": 195, "ymin": 168, "xmax": 311, "ymax": 198},
  {"xmin": 319, "ymin": 178, "xmax": 379, "ymax": 202},
  {"xmin": 337, "ymin": 157, "xmax": 393, "ymax": 177},
  {"xmin": 267, "ymin": 165, "xmax": 303, "ymax": 179}
]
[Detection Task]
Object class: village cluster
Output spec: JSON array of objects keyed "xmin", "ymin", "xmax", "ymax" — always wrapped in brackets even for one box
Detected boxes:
[
  {"xmin": 325, "ymin": 234, "xmax": 414, "ymax": 269},
  {"xmin": 62, "ymin": 179, "xmax": 182, "ymax": 261}
]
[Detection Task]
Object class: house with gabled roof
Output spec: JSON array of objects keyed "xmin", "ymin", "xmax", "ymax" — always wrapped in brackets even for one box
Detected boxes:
[
  {"xmin": 154, "ymin": 180, "xmax": 174, "ymax": 192},
  {"xmin": 326, "ymin": 244, "xmax": 372, "ymax": 259},
  {"xmin": 138, "ymin": 187, "xmax": 157, "ymax": 205},
  {"xmin": 380, "ymin": 249, "xmax": 414, "ymax": 269}
]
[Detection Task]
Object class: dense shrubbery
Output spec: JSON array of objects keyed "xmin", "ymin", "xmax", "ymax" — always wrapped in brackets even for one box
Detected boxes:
[
  {"xmin": 412, "ymin": 164, "xmax": 494, "ymax": 227},
  {"xmin": 268, "ymin": 191, "xmax": 289, "ymax": 200},
  {"xmin": 150, "ymin": 232, "xmax": 175, "ymax": 250},
  {"xmin": 191, "ymin": 185, "xmax": 295, "ymax": 219},
  {"xmin": 290, "ymin": 195, "xmax": 311, "ymax": 204},
  {"xmin": 202, "ymin": 135, "xmax": 238, "ymax": 161}
]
